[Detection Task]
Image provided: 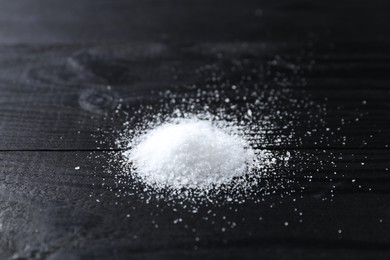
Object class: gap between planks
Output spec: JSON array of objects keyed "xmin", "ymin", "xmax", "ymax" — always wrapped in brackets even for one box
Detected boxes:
[{"xmin": 0, "ymin": 147, "xmax": 389, "ymax": 152}]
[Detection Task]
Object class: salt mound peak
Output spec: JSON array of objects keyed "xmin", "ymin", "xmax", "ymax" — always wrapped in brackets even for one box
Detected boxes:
[{"xmin": 126, "ymin": 119, "xmax": 255, "ymax": 189}]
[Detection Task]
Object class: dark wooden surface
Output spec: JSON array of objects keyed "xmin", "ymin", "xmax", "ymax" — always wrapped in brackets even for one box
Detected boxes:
[{"xmin": 1, "ymin": 0, "xmax": 390, "ymax": 259}]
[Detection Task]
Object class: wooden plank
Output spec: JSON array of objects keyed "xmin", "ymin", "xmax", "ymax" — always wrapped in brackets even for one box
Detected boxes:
[
  {"xmin": 1, "ymin": 150, "xmax": 390, "ymax": 258},
  {"xmin": 0, "ymin": 0, "xmax": 389, "ymax": 44},
  {"xmin": 0, "ymin": 44, "xmax": 390, "ymax": 150}
]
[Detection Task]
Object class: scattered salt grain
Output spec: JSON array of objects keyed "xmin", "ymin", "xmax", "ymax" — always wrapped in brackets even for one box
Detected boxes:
[
  {"xmin": 89, "ymin": 45, "xmax": 371, "ymax": 240},
  {"xmin": 95, "ymin": 49, "xmax": 333, "ymax": 218}
]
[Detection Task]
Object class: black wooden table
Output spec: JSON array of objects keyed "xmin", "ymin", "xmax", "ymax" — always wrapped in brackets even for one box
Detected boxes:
[{"xmin": 1, "ymin": 0, "xmax": 390, "ymax": 259}]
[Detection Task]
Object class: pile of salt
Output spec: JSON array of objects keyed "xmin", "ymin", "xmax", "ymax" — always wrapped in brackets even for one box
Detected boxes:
[{"xmin": 126, "ymin": 119, "xmax": 254, "ymax": 190}]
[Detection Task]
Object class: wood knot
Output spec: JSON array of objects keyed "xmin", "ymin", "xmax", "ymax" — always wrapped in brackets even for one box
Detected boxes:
[{"xmin": 78, "ymin": 86, "xmax": 119, "ymax": 115}]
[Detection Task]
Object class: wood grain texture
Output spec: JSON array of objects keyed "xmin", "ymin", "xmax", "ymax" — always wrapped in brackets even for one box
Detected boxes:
[
  {"xmin": 1, "ymin": 43, "xmax": 390, "ymax": 150},
  {"xmin": 0, "ymin": 0, "xmax": 389, "ymax": 44}
]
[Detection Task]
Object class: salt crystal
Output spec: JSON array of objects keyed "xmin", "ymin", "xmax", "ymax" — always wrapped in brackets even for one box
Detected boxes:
[{"xmin": 247, "ymin": 109, "xmax": 252, "ymax": 117}]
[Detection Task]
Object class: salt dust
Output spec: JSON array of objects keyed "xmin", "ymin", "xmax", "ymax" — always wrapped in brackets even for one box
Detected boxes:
[
  {"xmin": 111, "ymin": 84, "xmax": 298, "ymax": 205},
  {"xmin": 97, "ymin": 48, "xmax": 328, "ymax": 208},
  {"xmin": 126, "ymin": 119, "xmax": 255, "ymax": 190}
]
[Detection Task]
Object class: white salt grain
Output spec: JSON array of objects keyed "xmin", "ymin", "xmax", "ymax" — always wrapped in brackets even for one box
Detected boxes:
[{"xmin": 126, "ymin": 119, "xmax": 254, "ymax": 190}]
